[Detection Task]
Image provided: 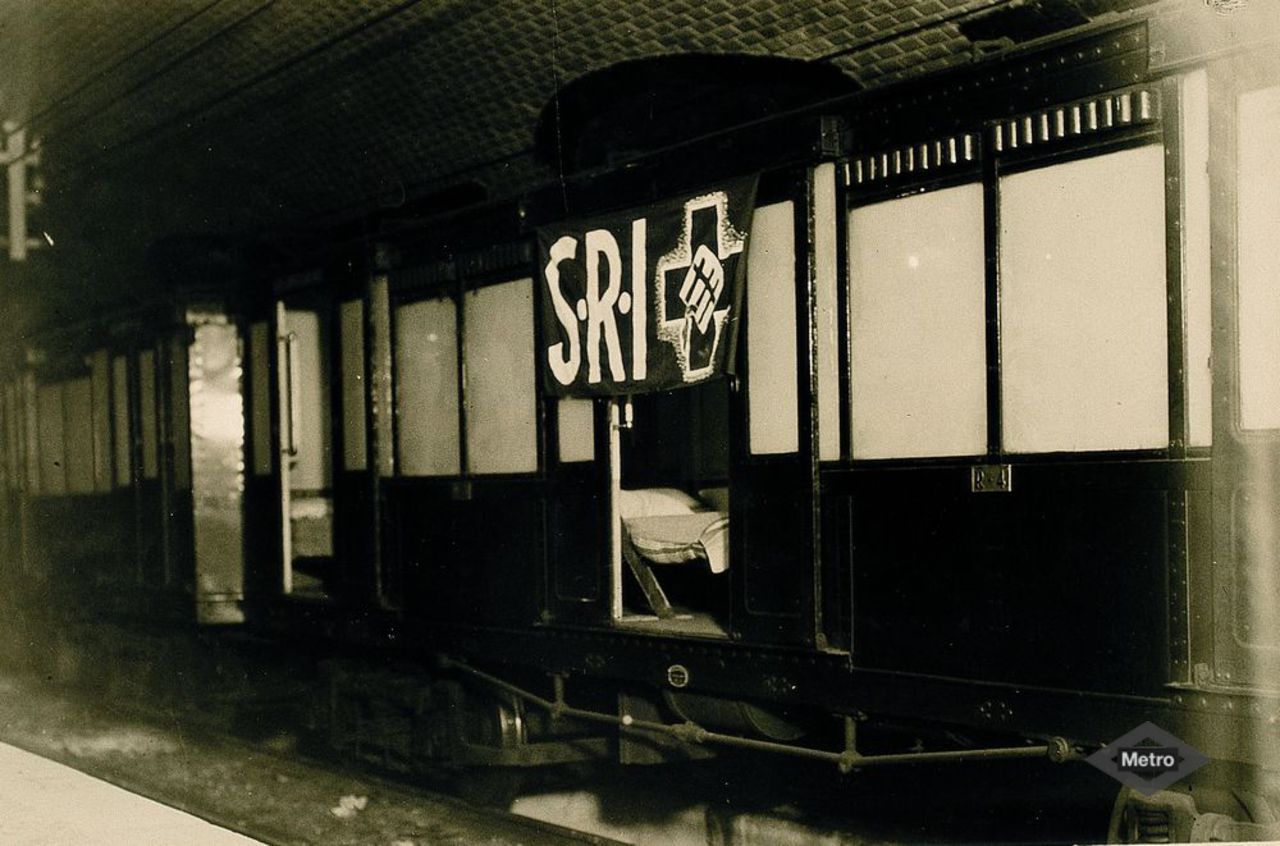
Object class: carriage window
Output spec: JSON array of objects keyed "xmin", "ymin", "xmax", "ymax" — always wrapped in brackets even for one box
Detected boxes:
[
  {"xmin": 395, "ymin": 296, "xmax": 460, "ymax": 475},
  {"xmin": 999, "ymin": 145, "xmax": 1168, "ymax": 453},
  {"xmin": 558, "ymin": 398, "xmax": 595, "ymax": 463},
  {"xmin": 36, "ymin": 383, "xmax": 65, "ymax": 495},
  {"xmin": 1183, "ymin": 69, "xmax": 1212, "ymax": 446},
  {"xmin": 112, "ymin": 355, "xmax": 131, "ymax": 487},
  {"xmin": 64, "ymin": 377, "xmax": 95, "ymax": 494},
  {"xmin": 249, "ymin": 322, "xmax": 272, "ymax": 476},
  {"xmin": 849, "ymin": 183, "xmax": 987, "ymax": 459},
  {"xmin": 340, "ymin": 298, "xmax": 368, "ymax": 471},
  {"xmin": 89, "ymin": 349, "xmax": 112, "ymax": 492},
  {"xmin": 814, "ymin": 163, "xmax": 840, "ymax": 461},
  {"xmin": 747, "ymin": 201, "xmax": 799, "ymax": 455},
  {"xmin": 464, "ymin": 278, "xmax": 538, "ymax": 474},
  {"xmin": 139, "ymin": 349, "xmax": 159, "ymax": 480},
  {"xmin": 1237, "ymin": 84, "xmax": 1280, "ymax": 431}
]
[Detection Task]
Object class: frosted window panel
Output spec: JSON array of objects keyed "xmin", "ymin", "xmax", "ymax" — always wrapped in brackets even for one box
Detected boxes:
[
  {"xmin": 464, "ymin": 279, "xmax": 538, "ymax": 474},
  {"xmin": 249, "ymin": 322, "xmax": 272, "ymax": 476},
  {"xmin": 112, "ymin": 355, "xmax": 131, "ymax": 487},
  {"xmin": 1000, "ymin": 145, "xmax": 1169, "ymax": 453},
  {"xmin": 1183, "ymin": 70, "xmax": 1213, "ymax": 446},
  {"xmin": 1238, "ymin": 85, "xmax": 1280, "ymax": 430},
  {"xmin": 395, "ymin": 297, "xmax": 460, "ymax": 476},
  {"xmin": 37, "ymin": 384, "xmax": 66, "ymax": 495},
  {"xmin": 89, "ymin": 349, "xmax": 111, "ymax": 492},
  {"xmin": 63, "ymin": 378, "xmax": 95, "ymax": 494},
  {"xmin": 747, "ymin": 201, "xmax": 799, "ymax": 455},
  {"xmin": 849, "ymin": 184, "xmax": 987, "ymax": 459},
  {"xmin": 340, "ymin": 299, "xmax": 368, "ymax": 471},
  {"xmin": 139, "ymin": 349, "xmax": 158, "ymax": 479},
  {"xmin": 558, "ymin": 398, "xmax": 595, "ymax": 463},
  {"xmin": 813, "ymin": 164, "xmax": 841, "ymax": 461},
  {"xmin": 285, "ymin": 310, "xmax": 332, "ymax": 491}
]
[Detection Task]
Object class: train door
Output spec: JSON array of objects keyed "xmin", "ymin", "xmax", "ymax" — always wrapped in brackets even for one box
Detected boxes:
[
  {"xmin": 385, "ymin": 254, "xmax": 544, "ymax": 626},
  {"xmin": 244, "ymin": 302, "xmax": 280, "ymax": 603},
  {"xmin": 134, "ymin": 342, "xmax": 165, "ymax": 590},
  {"xmin": 534, "ymin": 173, "xmax": 819, "ymax": 643},
  {"xmin": 611, "ymin": 379, "xmax": 732, "ymax": 636},
  {"xmin": 730, "ymin": 169, "xmax": 820, "ymax": 646},
  {"xmin": 543, "ymin": 394, "xmax": 604, "ymax": 624},
  {"xmin": 108, "ymin": 338, "xmax": 173, "ymax": 611},
  {"xmin": 249, "ymin": 271, "xmax": 376, "ymax": 609},
  {"xmin": 104, "ymin": 346, "xmax": 136, "ymax": 591},
  {"xmin": 328, "ymin": 280, "xmax": 381, "ymax": 606},
  {"xmin": 1209, "ymin": 52, "xmax": 1280, "ymax": 691},
  {"xmin": 186, "ymin": 309, "xmax": 246, "ymax": 623},
  {"xmin": 607, "ymin": 170, "xmax": 818, "ymax": 644},
  {"xmin": 274, "ymin": 289, "xmax": 337, "ymax": 601}
]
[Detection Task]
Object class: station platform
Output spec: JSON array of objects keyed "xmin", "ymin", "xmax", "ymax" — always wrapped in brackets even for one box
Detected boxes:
[{"xmin": 0, "ymin": 742, "xmax": 262, "ymax": 845}]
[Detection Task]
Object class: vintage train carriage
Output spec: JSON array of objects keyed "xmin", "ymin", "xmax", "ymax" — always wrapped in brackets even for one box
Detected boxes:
[
  {"xmin": 225, "ymin": 15, "xmax": 1280, "ymax": 788},
  {"xmin": 0, "ymin": 301, "xmax": 251, "ymax": 634},
  {"xmin": 4, "ymin": 15, "xmax": 1280, "ymax": 841}
]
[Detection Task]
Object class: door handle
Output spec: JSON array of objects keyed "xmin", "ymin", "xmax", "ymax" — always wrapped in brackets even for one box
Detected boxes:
[{"xmin": 280, "ymin": 330, "xmax": 299, "ymax": 458}]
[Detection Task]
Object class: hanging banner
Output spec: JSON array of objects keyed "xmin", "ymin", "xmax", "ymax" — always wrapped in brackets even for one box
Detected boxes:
[{"xmin": 538, "ymin": 176, "xmax": 758, "ymax": 397}]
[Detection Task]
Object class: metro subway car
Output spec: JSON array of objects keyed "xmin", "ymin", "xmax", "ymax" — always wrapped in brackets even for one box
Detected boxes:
[{"xmin": 5, "ymin": 20, "xmax": 1280, "ymax": 842}]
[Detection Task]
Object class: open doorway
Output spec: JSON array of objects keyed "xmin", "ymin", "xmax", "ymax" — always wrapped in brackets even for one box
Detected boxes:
[
  {"xmin": 613, "ymin": 378, "xmax": 731, "ymax": 637},
  {"xmin": 276, "ymin": 294, "xmax": 335, "ymax": 601}
]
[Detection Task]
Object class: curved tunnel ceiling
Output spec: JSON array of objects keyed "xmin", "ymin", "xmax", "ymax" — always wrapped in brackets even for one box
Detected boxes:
[{"xmin": 0, "ymin": 0, "xmax": 1177, "ymax": 323}]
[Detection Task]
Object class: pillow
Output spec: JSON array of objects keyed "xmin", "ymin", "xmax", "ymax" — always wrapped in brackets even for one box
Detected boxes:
[
  {"xmin": 625, "ymin": 512, "xmax": 730, "ymax": 574},
  {"xmin": 697, "ymin": 486, "xmax": 730, "ymax": 514},
  {"xmin": 619, "ymin": 487, "xmax": 703, "ymax": 519}
]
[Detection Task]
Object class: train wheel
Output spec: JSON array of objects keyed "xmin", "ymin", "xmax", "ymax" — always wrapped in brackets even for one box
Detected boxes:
[{"xmin": 1108, "ymin": 783, "xmax": 1280, "ymax": 843}]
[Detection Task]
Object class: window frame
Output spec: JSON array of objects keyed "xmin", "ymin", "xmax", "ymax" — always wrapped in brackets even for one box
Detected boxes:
[
  {"xmin": 840, "ymin": 82, "xmax": 1188, "ymax": 465},
  {"xmin": 845, "ymin": 179, "xmax": 990, "ymax": 461},
  {"xmin": 1233, "ymin": 78, "xmax": 1280, "ymax": 436},
  {"xmin": 388, "ymin": 251, "xmax": 545, "ymax": 480},
  {"xmin": 996, "ymin": 142, "xmax": 1171, "ymax": 455}
]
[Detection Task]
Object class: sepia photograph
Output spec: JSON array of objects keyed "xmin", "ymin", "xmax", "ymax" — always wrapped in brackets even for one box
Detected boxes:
[{"xmin": 0, "ymin": 0, "xmax": 1278, "ymax": 842}]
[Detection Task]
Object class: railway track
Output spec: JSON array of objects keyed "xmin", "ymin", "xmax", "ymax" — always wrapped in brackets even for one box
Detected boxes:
[{"xmin": 0, "ymin": 671, "xmax": 627, "ymax": 846}]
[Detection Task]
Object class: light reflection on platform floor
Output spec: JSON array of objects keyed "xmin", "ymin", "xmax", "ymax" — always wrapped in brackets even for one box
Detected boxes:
[{"xmin": 0, "ymin": 742, "xmax": 263, "ymax": 846}]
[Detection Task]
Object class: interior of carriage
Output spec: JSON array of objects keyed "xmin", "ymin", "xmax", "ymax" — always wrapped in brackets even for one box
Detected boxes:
[{"xmin": 615, "ymin": 378, "xmax": 732, "ymax": 636}]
